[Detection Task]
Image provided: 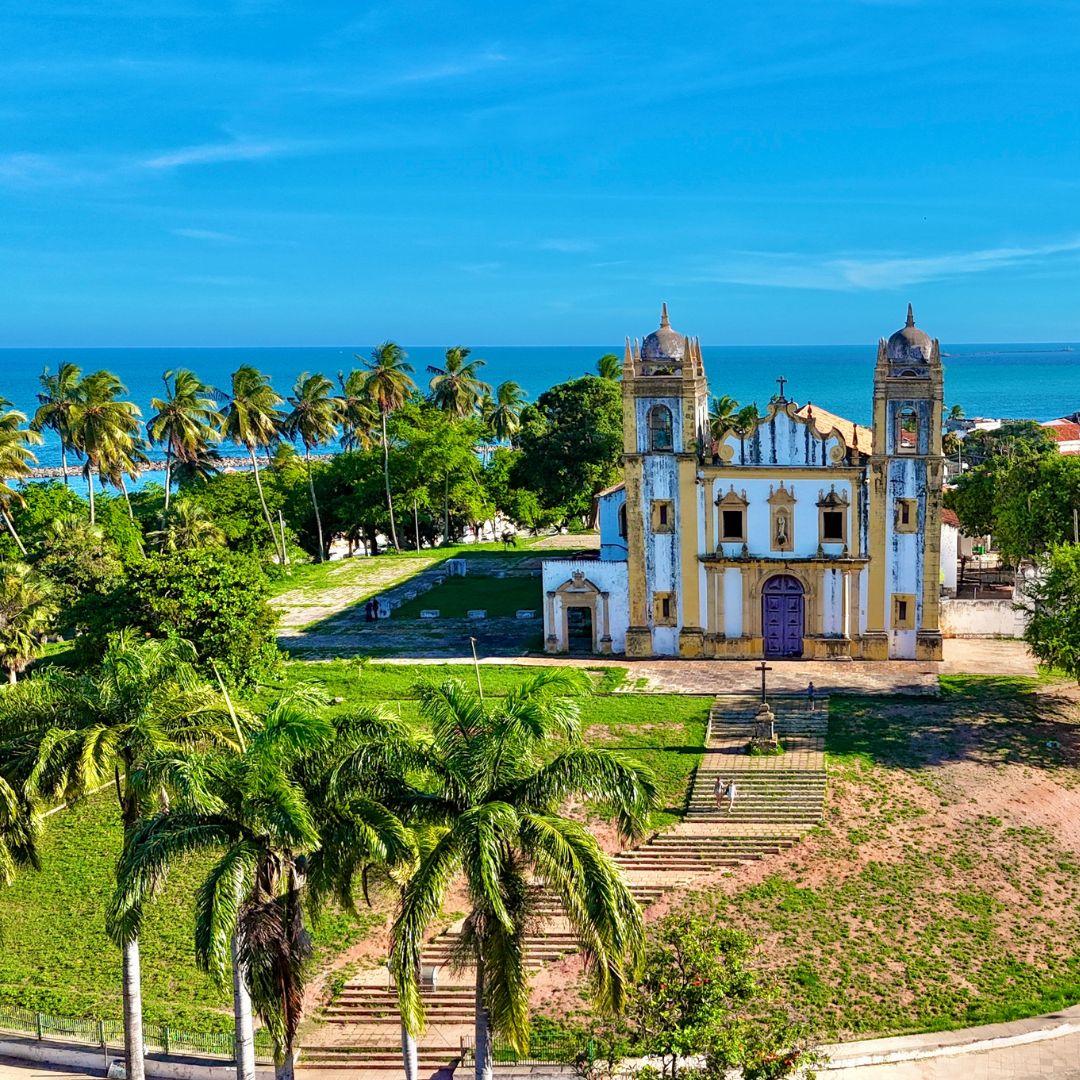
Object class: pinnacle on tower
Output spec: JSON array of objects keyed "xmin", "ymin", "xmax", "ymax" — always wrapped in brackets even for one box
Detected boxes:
[
  {"xmin": 660, "ymin": 302, "xmax": 670, "ymax": 328},
  {"xmin": 906, "ymin": 303, "xmax": 915, "ymax": 327}
]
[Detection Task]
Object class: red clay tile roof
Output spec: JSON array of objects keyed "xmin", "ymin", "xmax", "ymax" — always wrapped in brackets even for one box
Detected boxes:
[
  {"xmin": 795, "ymin": 404, "xmax": 874, "ymax": 455},
  {"xmin": 1043, "ymin": 420, "xmax": 1080, "ymax": 442},
  {"xmin": 595, "ymin": 481, "xmax": 626, "ymax": 499},
  {"xmin": 941, "ymin": 508, "xmax": 961, "ymax": 528}
]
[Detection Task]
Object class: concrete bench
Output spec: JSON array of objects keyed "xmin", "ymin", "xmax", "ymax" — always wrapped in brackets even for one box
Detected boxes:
[
  {"xmin": 420, "ymin": 609, "xmax": 440, "ymax": 619},
  {"xmin": 467, "ymin": 609, "xmax": 487, "ymax": 620},
  {"xmin": 516, "ymin": 610, "xmax": 536, "ymax": 620}
]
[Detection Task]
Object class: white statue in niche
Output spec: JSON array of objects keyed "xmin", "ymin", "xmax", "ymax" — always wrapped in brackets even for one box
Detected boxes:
[{"xmin": 776, "ymin": 510, "xmax": 789, "ymax": 548}]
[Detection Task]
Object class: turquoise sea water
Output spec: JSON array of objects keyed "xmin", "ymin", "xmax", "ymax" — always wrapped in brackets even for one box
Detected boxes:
[{"xmin": 3, "ymin": 343, "xmax": 1078, "ymax": 472}]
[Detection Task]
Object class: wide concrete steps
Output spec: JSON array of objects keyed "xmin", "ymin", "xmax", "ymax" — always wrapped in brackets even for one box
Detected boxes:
[
  {"xmin": 708, "ymin": 694, "xmax": 829, "ymax": 737},
  {"xmin": 299, "ymin": 1044, "xmax": 461, "ymax": 1074},
  {"xmin": 323, "ymin": 987, "xmax": 474, "ymax": 1025}
]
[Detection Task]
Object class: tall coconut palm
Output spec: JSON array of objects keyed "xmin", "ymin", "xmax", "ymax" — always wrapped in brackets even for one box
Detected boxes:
[
  {"xmin": 15, "ymin": 633, "xmax": 237, "ymax": 1080},
  {"xmin": 110, "ymin": 693, "xmax": 414, "ymax": 1080},
  {"xmin": 428, "ymin": 347, "xmax": 491, "ymax": 419},
  {"xmin": 359, "ymin": 344, "xmax": 415, "ymax": 552},
  {"xmin": 485, "ymin": 382, "xmax": 526, "ymax": 447},
  {"xmin": 98, "ymin": 433, "xmax": 151, "ymax": 524},
  {"xmin": 147, "ymin": 370, "xmax": 224, "ymax": 510},
  {"xmin": 148, "ymin": 498, "xmax": 225, "ymax": 552},
  {"xmin": 0, "ymin": 563, "xmax": 54, "ymax": 685},
  {"xmin": 30, "ymin": 364, "xmax": 82, "ymax": 487},
  {"xmin": 281, "ymin": 374, "xmax": 340, "ymax": 561},
  {"xmin": 336, "ymin": 370, "xmax": 378, "ymax": 452},
  {"xmin": 0, "ymin": 400, "xmax": 44, "ymax": 555},
  {"xmin": 67, "ymin": 371, "xmax": 142, "ymax": 525},
  {"xmin": 0, "ymin": 771, "xmax": 39, "ymax": 885},
  {"xmin": 377, "ymin": 670, "xmax": 657, "ymax": 1080},
  {"xmin": 595, "ymin": 354, "xmax": 622, "ymax": 381},
  {"xmin": 708, "ymin": 395, "xmax": 739, "ymax": 443},
  {"xmin": 221, "ymin": 367, "xmax": 285, "ymax": 564}
]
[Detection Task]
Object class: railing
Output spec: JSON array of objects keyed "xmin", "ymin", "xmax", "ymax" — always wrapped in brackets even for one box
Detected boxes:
[
  {"xmin": 0, "ymin": 1004, "xmax": 274, "ymax": 1063},
  {"xmin": 459, "ymin": 1028, "xmax": 586, "ymax": 1066}
]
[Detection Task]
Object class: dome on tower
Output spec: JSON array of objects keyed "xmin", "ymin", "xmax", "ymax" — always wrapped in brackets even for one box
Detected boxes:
[
  {"xmin": 640, "ymin": 303, "xmax": 686, "ymax": 364},
  {"xmin": 886, "ymin": 304, "xmax": 933, "ymax": 361}
]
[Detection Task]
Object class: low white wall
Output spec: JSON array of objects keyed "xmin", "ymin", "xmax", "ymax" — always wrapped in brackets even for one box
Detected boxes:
[{"xmin": 940, "ymin": 598, "xmax": 1026, "ymax": 638}]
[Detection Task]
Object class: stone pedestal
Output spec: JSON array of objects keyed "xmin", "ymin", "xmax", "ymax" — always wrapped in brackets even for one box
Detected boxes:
[{"xmin": 748, "ymin": 703, "xmax": 781, "ymax": 753}]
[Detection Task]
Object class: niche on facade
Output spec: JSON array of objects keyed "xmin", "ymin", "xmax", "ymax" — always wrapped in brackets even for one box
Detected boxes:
[
  {"xmin": 817, "ymin": 485, "xmax": 849, "ymax": 546},
  {"xmin": 767, "ymin": 483, "xmax": 797, "ymax": 553},
  {"xmin": 651, "ymin": 499, "xmax": 674, "ymax": 534},
  {"xmin": 895, "ymin": 498, "xmax": 918, "ymax": 533},
  {"xmin": 716, "ymin": 486, "xmax": 748, "ymax": 544}
]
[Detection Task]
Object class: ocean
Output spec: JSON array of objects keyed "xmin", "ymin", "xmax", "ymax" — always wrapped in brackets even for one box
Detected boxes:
[{"xmin": 3, "ymin": 342, "xmax": 1078, "ymax": 473}]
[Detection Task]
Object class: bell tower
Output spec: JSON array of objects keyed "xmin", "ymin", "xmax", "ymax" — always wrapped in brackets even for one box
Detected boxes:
[
  {"xmin": 865, "ymin": 305, "xmax": 944, "ymax": 660},
  {"xmin": 621, "ymin": 304, "xmax": 710, "ymax": 657}
]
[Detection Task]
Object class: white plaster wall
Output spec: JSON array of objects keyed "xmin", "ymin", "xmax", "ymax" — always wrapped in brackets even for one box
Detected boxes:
[
  {"xmin": 717, "ymin": 410, "xmax": 844, "ymax": 467},
  {"xmin": 541, "ymin": 558, "xmax": 629, "ymax": 653},
  {"xmin": 940, "ymin": 598, "xmax": 1025, "ymax": 638},
  {"xmin": 941, "ymin": 523, "xmax": 959, "ymax": 593},
  {"xmin": 598, "ymin": 487, "xmax": 627, "ymax": 561},
  {"xmin": 885, "ymin": 458, "xmax": 925, "ymax": 658},
  {"xmin": 711, "ymin": 477, "xmax": 855, "ymax": 560},
  {"xmin": 723, "ymin": 568, "xmax": 744, "ymax": 638},
  {"xmin": 642, "ymin": 449, "xmax": 681, "ymax": 654},
  {"xmin": 821, "ymin": 568, "xmax": 845, "ymax": 635}
]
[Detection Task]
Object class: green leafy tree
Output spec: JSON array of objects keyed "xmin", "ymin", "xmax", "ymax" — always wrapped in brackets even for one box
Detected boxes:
[
  {"xmin": 178, "ymin": 471, "xmax": 283, "ymax": 555},
  {"xmin": 67, "ymin": 371, "xmax": 142, "ymax": 525},
  {"xmin": 30, "ymin": 363, "xmax": 82, "ymax": 488},
  {"xmin": 0, "ymin": 399, "xmax": 44, "ymax": 555},
  {"xmin": 359, "ymin": 343, "xmax": 416, "ymax": 552},
  {"xmin": 281, "ymin": 373, "xmax": 340, "ymax": 561},
  {"xmin": 380, "ymin": 670, "xmax": 657, "ymax": 1080},
  {"xmin": 222, "ymin": 366, "xmax": 286, "ymax": 564},
  {"xmin": 428, "ymin": 346, "xmax": 491, "ymax": 418},
  {"xmin": 1023, "ymin": 544, "xmax": 1080, "ymax": 679},
  {"xmin": 147, "ymin": 370, "xmax": 224, "ymax": 511},
  {"xmin": 336, "ymin": 370, "xmax": 379, "ymax": 452},
  {"xmin": 110, "ymin": 691, "xmax": 414, "ymax": 1080},
  {"xmin": 513, "ymin": 376, "xmax": 623, "ymax": 524},
  {"xmin": 486, "ymin": 381, "xmax": 527, "ymax": 446},
  {"xmin": 957, "ymin": 421, "xmax": 1056, "ymax": 468},
  {"xmin": 595, "ymin": 354, "xmax": 622, "ymax": 382},
  {"xmin": 36, "ymin": 514, "xmax": 126, "ymax": 632},
  {"xmin": 12, "ymin": 633, "xmax": 236, "ymax": 1080},
  {"xmin": 148, "ymin": 497, "xmax": 226, "ymax": 553},
  {"xmin": 0, "ymin": 563, "xmax": 54, "ymax": 685}
]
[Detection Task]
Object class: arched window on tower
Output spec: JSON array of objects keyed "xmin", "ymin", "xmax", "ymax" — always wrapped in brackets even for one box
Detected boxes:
[
  {"xmin": 618, "ymin": 503, "xmax": 628, "ymax": 538},
  {"xmin": 896, "ymin": 406, "xmax": 919, "ymax": 454},
  {"xmin": 648, "ymin": 404, "xmax": 674, "ymax": 452}
]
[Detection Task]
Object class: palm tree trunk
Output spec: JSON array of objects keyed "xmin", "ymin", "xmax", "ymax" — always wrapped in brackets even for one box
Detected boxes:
[
  {"xmin": 249, "ymin": 446, "xmax": 283, "ymax": 564},
  {"xmin": 400, "ymin": 1021, "xmax": 419, "ymax": 1080},
  {"xmin": 119, "ymin": 476, "xmax": 135, "ymax": 522},
  {"xmin": 443, "ymin": 473, "xmax": 450, "ymax": 547},
  {"xmin": 305, "ymin": 447, "xmax": 325, "ymax": 562},
  {"xmin": 381, "ymin": 412, "xmax": 400, "ymax": 551},
  {"xmin": 61, "ymin": 442, "xmax": 69, "ymax": 488},
  {"xmin": 86, "ymin": 464, "xmax": 96, "ymax": 525},
  {"xmin": 122, "ymin": 935, "xmax": 147, "ymax": 1080},
  {"xmin": 231, "ymin": 926, "xmax": 256, "ymax": 1080},
  {"xmin": 7, "ymin": 666, "xmax": 17, "ymax": 686},
  {"xmin": 164, "ymin": 447, "xmax": 173, "ymax": 511},
  {"xmin": 0, "ymin": 507, "xmax": 27, "ymax": 556},
  {"xmin": 474, "ymin": 964, "xmax": 493, "ymax": 1080},
  {"xmin": 274, "ymin": 1048, "xmax": 295, "ymax": 1080}
]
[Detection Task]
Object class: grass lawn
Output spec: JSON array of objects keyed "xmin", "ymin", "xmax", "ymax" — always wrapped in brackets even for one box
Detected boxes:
[
  {"xmin": 393, "ymin": 576, "xmax": 542, "ymax": 619},
  {"xmin": 679, "ymin": 675, "xmax": 1080, "ymax": 1040},
  {"xmin": 0, "ymin": 791, "xmax": 376, "ymax": 1033}
]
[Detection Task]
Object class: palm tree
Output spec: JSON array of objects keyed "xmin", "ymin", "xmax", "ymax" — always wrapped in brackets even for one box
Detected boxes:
[
  {"xmin": 147, "ymin": 371, "xmax": 224, "ymax": 510},
  {"xmin": 379, "ymin": 671, "xmax": 657, "ymax": 1080},
  {"xmin": 281, "ymin": 374, "xmax": 340, "ymax": 562},
  {"xmin": 336, "ymin": 370, "xmax": 378, "ymax": 452},
  {"xmin": 486, "ymin": 382, "xmax": 526, "ymax": 447},
  {"xmin": 221, "ymin": 367, "xmax": 285, "ymax": 564},
  {"xmin": 67, "ymin": 371, "xmax": 142, "ymax": 525},
  {"xmin": 110, "ymin": 693, "xmax": 414, "ymax": 1080},
  {"xmin": 359, "ymin": 344, "xmax": 415, "ymax": 552},
  {"xmin": 731, "ymin": 403, "xmax": 760, "ymax": 466},
  {"xmin": 15, "ymin": 633, "xmax": 236, "ymax": 1080},
  {"xmin": 148, "ymin": 498, "xmax": 225, "ymax": 552},
  {"xmin": 30, "ymin": 364, "xmax": 82, "ymax": 487},
  {"xmin": 708, "ymin": 395, "xmax": 739, "ymax": 443},
  {"xmin": 596, "ymin": 354, "xmax": 622, "ymax": 381},
  {"xmin": 98, "ymin": 433, "xmax": 151, "ymax": 524},
  {"xmin": 0, "ymin": 771, "xmax": 38, "ymax": 885},
  {"xmin": 0, "ymin": 400, "xmax": 44, "ymax": 555},
  {"xmin": 0, "ymin": 563, "xmax": 54, "ymax": 685},
  {"xmin": 948, "ymin": 404, "xmax": 965, "ymax": 422},
  {"xmin": 428, "ymin": 347, "xmax": 491, "ymax": 419}
]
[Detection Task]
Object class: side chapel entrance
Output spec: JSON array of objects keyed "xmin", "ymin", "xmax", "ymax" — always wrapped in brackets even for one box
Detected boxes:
[{"xmin": 762, "ymin": 574, "xmax": 804, "ymax": 658}]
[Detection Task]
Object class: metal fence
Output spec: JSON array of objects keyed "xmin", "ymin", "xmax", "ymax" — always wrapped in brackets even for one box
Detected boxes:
[
  {"xmin": 460, "ymin": 1028, "xmax": 586, "ymax": 1066},
  {"xmin": 0, "ymin": 1004, "xmax": 274, "ymax": 1063}
]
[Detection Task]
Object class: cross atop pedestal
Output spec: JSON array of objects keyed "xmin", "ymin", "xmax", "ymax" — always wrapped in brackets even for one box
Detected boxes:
[
  {"xmin": 755, "ymin": 659, "xmax": 773, "ymax": 705},
  {"xmin": 776, "ymin": 375, "xmax": 788, "ymax": 401}
]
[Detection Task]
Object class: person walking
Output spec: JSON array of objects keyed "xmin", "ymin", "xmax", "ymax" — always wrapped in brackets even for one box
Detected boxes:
[
  {"xmin": 724, "ymin": 779, "xmax": 738, "ymax": 813},
  {"xmin": 713, "ymin": 775, "xmax": 725, "ymax": 811},
  {"xmin": 807, "ymin": 680, "xmax": 817, "ymax": 713}
]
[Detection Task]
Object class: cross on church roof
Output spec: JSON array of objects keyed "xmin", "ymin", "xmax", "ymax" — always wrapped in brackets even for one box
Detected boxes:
[{"xmin": 776, "ymin": 375, "xmax": 788, "ymax": 401}]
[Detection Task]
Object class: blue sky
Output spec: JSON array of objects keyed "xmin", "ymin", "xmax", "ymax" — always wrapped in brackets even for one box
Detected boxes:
[{"xmin": 3, "ymin": 0, "xmax": 1080, "ymax": 346}]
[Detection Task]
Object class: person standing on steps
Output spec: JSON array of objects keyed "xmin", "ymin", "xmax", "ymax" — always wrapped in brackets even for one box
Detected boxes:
[
  {"xmin": 725, "ymin": 779, "xmax": 737, "ymax": 813},
  {"xmin": 807, "ymin": 680, "xmax": 817, "ymax": 713},
  {"xmin": 713, "ymin": 775, "xmax": 725, "ymax": 810}
]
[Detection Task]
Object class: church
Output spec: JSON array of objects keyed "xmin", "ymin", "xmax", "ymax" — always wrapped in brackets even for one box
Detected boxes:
[{"xmin": 541, "ymin": 304, "xmax": 945, "ymax": 661}]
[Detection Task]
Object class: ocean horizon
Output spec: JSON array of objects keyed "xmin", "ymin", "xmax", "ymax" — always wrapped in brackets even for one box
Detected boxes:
[{"xmin": 5, "ymin": 342, "xmax": 1078, "ymax": 473}]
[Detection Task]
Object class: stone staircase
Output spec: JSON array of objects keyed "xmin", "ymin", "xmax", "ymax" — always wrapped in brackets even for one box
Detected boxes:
[{"xmin": 299, "ymin": 693, "xmax": 828, "ymax": 1075}]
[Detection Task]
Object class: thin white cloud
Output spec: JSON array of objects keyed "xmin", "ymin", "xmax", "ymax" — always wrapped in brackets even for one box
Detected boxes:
[
  {"xmin": 171, "ymin": 227, "xmax": 243, "ymax": 243},
  {"xmin": 142, "ymin": 140, "xmax": 286, "ymax": 170},
  {"xmin": 699, "ymin": 237, "xmax": 1080, "ymax": 291}
]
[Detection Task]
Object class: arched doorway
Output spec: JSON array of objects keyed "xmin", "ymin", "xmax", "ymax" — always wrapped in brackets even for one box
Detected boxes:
[{"xmin": 762, "ymin": 575, "xmax": 804, "ymax": 658}]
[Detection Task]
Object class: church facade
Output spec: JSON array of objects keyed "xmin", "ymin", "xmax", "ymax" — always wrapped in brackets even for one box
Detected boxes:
[{"xmin": 541, "ymin": 304, "xmax": 945, "ymax": 661}]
